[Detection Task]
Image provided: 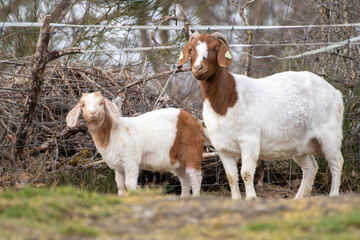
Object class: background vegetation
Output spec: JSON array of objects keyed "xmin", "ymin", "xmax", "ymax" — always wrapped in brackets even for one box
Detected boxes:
[{"xmin": 0, "ymin": 0, "xmax": 359, "ymax": 196}]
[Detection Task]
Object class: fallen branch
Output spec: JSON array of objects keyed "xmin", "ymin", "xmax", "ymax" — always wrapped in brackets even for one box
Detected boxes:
[
  {"xmin": 83, "ymin": 151, "xmax": 218, "ymax": 168},
  {"xmin": 29, "ymin": 125, "xmax": 88, "ymax": 154},
  {"xmin": 115, "ymin": 67, "xmax": 191, "ymax": 96}
]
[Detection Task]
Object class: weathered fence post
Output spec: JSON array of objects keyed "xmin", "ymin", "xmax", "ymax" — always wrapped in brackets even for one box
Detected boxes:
[{"xmin": 13, "ymin": 15, "xmax": 81, "ymax": 161}]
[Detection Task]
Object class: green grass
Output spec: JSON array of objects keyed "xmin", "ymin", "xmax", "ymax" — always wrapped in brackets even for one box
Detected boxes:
[
  {"xmin": 0, "ymin": 186, "xmax": 122, "ymax": 239},
  {"xmin": 239, "ymin": 208, "xmax": 360, "ymax": 240},
  {"xmin": 50, "ymin": 168, "xmax": 118, "ymax": 194}
]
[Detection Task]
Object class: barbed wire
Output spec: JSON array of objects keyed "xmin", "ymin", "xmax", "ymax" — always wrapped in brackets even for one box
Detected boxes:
[
  {"xmin": 48, "ymin": 0, "xmax": 148, "ymax": 4},
  {"xmin": 2, "ymin": 21, "xmax": 360, "ymax": 30}
]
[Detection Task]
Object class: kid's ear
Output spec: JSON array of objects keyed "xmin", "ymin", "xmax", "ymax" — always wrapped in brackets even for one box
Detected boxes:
[
  {"xmin": 177, "ymin": 42, "xmax": 191, "ymax": 68},
  {"xmin": 217, "ymin": 41, "xmax": 233, "ymax": 68},
  {"xmin": 112, "ymin": 96, "xmax": 124, "ymax": 117},
  {"xmin": 105, "ymin": 98, "xmax": 122, "ymax": 119},
  {"xmin": 66, "ymin": 103, "xmax": 82, "ymax": 128}
]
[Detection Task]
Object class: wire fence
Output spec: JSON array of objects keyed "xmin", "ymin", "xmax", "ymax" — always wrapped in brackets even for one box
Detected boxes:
[{"xmin": 0, "ymin": 0, "xmax": 360, "ymax": 196}]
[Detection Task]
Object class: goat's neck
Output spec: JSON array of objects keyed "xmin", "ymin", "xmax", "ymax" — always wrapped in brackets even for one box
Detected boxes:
[
  {"xmin": 200, "ymin": 67, "xmax": 238, "ymax": 116},
  {"xmin": 88, "ymin": 111, "xmax": 113, "ymax": 149}
]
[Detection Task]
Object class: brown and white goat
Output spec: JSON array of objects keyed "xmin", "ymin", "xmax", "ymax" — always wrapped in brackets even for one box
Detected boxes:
[
  {"xmin": 178, "ymin": 32, "xmax": 344, "ymax": 200},
  {"xmin": 66, "ymin": 92, "xmax": 205, "ymax": 197}
]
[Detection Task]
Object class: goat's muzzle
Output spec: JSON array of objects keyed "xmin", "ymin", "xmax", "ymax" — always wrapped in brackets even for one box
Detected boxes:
[
  {"xmin": 194, "ymin": 64, "xmax": 203, "ymax": 71},
  {"xmin": 192, "ymin": 63, "xmax": 211, "ymax": 80},
  {"xmin": 84, "ymin": 112, "xmax": 101, "ymax": 124}
]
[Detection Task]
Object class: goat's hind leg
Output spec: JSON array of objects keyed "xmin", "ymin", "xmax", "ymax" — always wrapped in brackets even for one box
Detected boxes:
[
  {"xmin": 293, "ymin": 154, "xmax": 318, "ymax": 199},
  {"xmin": 186, "ymin": 168, "xmax": 202, "ymax": 197},
  {"xmin": 328, "ymin": 152, "xmax": 343, "ymax": 197},
  {"xmin": 173, "ymin": 167, "xmax": 191, "ymax": 197},
  {"xmin": 328, "ymin": 151, "xmax": 344, "ymax": 197},
  {"xmin": 320, "ymin": 138, "xmax": 344, "ymax": 197}
]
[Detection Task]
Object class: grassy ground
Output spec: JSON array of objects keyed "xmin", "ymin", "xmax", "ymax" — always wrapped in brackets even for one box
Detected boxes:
[{"xmin": 0, "ymin": 186, "xmax": 360, "ymax": 240}]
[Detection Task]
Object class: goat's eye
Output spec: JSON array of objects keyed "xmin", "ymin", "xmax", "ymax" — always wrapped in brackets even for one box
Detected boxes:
[
  {"xmin": 81, "ymin": 104, "xmax": 84, "ymax": 107},
  {"xmin": 100, "ymin": 102, "xmax": 104, "ymax": 105}
]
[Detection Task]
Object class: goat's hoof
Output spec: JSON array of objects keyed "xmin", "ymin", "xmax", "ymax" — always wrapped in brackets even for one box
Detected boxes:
[
  {"xmin": 329, "ymin": 193, "xmax": 340, "ymax": 198},
  {"xmin": 231, "ymin": 195, "xmax": 242, "ymax": 200},
  {"xmin": 293, "ymin": 195, "xmax": 303, "ymax": 200},
  {"xmin": 246, "ymin": 195, "xmax": 257, "ymax": 201}
]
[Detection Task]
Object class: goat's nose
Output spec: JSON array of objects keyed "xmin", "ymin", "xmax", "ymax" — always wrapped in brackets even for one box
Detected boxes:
[{"xmin": 194, "ymin": 64, "xmax": 203, "ymax": 71}]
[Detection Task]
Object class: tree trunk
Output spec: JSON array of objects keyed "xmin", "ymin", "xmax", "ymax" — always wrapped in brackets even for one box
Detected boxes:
[{"xmin": 13, "ymin": 15, "xmax": 81, "ymax": 160}]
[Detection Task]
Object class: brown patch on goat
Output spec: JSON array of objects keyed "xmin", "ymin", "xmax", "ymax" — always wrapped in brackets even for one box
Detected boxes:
[
  {"xmin": 226, "ymin": 174, "xmax": 234, "ymax": 186},
  {"xmin": 242, "ymin": 171, "xmax": 251, "ymax": 186},
  {"xmin": 88, "ymin": 107, "xmax": 113, "ymax": 149},
  {"xmin": 169, "ymin": 109, "xmax": 205, "ymax": 170},
  {"xmin": 125, "ymin": 127, "xmax": 131, "ymax": 136},
  {"xmin": 311, "ymin": 138, "xmax": 322, "ymax": 156},
  {"xmin": 93, "ymin": 91, "xmax": 103, "ymax": 98},
  {"xmin": 200, "ymin": 67, "xmax": 238, "ymax": 116}
]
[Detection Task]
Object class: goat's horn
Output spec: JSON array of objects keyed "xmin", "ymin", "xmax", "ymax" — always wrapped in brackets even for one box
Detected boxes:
[
  {"xmin": 211, "ymin": 32, "xmax": 229, "ymax": 46},
  {"xmin": 189, "ymin": 32, "xmax": 200, "ymax": 42}
]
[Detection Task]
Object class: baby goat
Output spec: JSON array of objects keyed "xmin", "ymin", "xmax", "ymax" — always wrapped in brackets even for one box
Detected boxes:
[
  {"xmin": 178, "ymin": 32, "xmax": 344, "ymax": 200},
  {"xmin": 66, "ymin": 92, "xmax": 205, "ymax": 197}
]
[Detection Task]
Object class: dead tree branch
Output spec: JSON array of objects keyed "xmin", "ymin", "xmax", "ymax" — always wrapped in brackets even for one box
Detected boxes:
[
  {"xmin": 13, "ymin": 15, "xmax": 81, "ymax": 160},
  {"xmin": 231, "ymin": 0, "xmax": 257, "ymax": 76},
  {"xmin": 115, "ymin": 67, "xmax": 191, "ymax": 96},
  {"xmin": 151, "ymin": 3, "xmax": 190, "ymax": 45}
]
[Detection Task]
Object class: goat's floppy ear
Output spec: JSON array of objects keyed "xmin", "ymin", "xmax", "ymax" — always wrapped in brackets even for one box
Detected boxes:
[
  {"xmin": 217, "ymin": 41, "xmax": 233, "ymax": 68},
  {"xmin": 112, "ymin": 96, "xmax": 123, "ymax": 117},
  {"xmin": 66, "ymin": 103, "xmax": 82, "ymax": 128},
  {"xmin": 177, "ymin": 42, "xmax": 190, "ymax": 68},
  {"xmin": 105, "ymin": 98, "xmax": 121, "ymax": 120}
]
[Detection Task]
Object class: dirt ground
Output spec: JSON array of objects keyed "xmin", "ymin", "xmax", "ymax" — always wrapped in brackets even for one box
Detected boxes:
[{"xmin": 93, "ymin": 192, "xmax": 360, "ymax": 240}]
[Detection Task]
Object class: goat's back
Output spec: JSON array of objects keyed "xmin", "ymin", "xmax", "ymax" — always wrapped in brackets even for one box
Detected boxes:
[{"xmin": 239, "ymin": 71, "xmax": 343, "ymax": 127}]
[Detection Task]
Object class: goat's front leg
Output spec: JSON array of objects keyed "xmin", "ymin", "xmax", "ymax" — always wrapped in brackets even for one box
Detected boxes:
[
  {"xmin": 220, "ymin": 152, "xmax": 241, "ymax": 200},
  {"xmin": 240, "ymin": 142, "xmax": 260, "ymax": 200},
  {"xmin": 115, "ymin": 169, "xmax": 126, "ymax": 196},
  {"xmin": 124, "ymin": 161, "xmax": 139, "ymax": 191}
]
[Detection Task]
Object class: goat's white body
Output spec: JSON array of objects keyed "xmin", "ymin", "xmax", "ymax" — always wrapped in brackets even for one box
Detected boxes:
[
  {"xmin": 204, "ymin": 71, "xmax": 343, "ymax": 160},
  {"xmin": 203, "ymin": 71, "xmax": 344, "ymax": 199},
  {"xmin": 99, "ymin": 108, "xmax": 179, "ymax": 172}
]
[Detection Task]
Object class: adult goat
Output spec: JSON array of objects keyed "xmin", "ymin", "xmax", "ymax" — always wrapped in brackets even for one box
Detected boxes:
[{"xmin": 178, "ymin": 32, "xmax": 344, "ymax": 200}]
